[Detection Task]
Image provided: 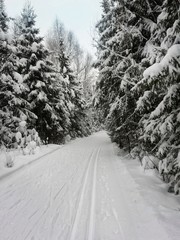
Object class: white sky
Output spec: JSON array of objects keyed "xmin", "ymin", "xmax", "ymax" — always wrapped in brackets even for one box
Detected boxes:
[{"xmin": 5, "ymin": 0, "xmax": 102, "ymax": 55}]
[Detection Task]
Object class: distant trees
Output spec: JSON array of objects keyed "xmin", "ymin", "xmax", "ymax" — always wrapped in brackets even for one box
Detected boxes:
[
  {"xmin": 46, "ymin": 18, "xmax": 99, "ymax": 133},
  {"xmin": 46, "ymin": 18, "xmax": 95, "ymax": 102},
  {"xmin": 95, "ymin": 0, "xmax": 180, "ymax": 193}
]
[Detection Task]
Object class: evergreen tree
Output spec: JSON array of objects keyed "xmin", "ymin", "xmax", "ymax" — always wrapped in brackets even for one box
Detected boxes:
[
  {"xmin": 96, "ymin": 0, "xmax": 180, "ymax": 193},
  {"xmin": 47, "ymin": 21, "xmax": 92, "ymax": 138},
  {"xmin": 95, "ymin": 0, "xmax": 145, "ymax": 150},
  {"xmin": 0, "ymin": 52, "xmax": 29, "ymax": 147},
  {"xmin": 55, "ymin": 38, "xmax": 91, "ymax": 138},
  {"xmin": 14, "ymin": 2, "xmax": 67, "ymax": 143},
  {"xmin": 134, "ymin": 0, "xmax": 180, "ymax": 193},
  {"xmin": 0, "ymin": 0, "xmax": 8, "ymax": 32},
  {"xmin": 0, "ymin": 1, "xmax": 31, "ymax": 147},
  {"xmin": 0, "ymin": 0, "xmax": 9, "ymax": 69}
]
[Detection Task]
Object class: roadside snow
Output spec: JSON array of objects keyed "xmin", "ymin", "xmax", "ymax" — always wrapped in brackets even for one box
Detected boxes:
[
  {"xmin": 0, "ymin": 144, "xmax": 61, "ymax": 180},
  {"xmin": 115, "ymin": 148, "xmax": 180, "ymax": 240}
]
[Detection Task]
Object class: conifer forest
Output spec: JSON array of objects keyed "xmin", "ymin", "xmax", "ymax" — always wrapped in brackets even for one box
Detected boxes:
[
  {"xmin": 0, "ymin": 1, "xmax": 180, "ymax": 239},
  {"xmin": 1, "ymin": 0, "xmax": 180, "ymax": 193},
  {"xmin": 95, "ymin": 0, "xmax": 180, "ymax": 194}
]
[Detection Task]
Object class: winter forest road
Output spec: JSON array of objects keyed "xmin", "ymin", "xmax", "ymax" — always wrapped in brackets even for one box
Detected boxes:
[{"xmin": 0, "ymin": 132, "xmax": 172, "ymax": 240}]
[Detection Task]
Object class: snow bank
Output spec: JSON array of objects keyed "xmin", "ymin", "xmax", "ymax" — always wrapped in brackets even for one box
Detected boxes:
[
  {"xmin": 0, "ymin": 145, "xmax": 60, "ymax": 179},
  {"xmin": 117, "ymin": 148, "xmax": 180, "ymax": 240}
]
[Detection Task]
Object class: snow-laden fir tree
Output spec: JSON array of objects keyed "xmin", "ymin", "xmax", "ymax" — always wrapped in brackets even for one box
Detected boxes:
[
  {"xmin": 95, "ymin": 0, "xmax": 180, "ymax": 194},
  {"xmin": 13, "ymin": 2, "xmax": 69, "ymax": 143},
  {"xmin": 95, "ymin": 0, "xmax": 146, "ymax": 151},
  {"xmin": 55, "ymin": 37, "xmax": 92, "ymax": 138},
  {"xmin": 134, "ymin": 0, "xmax": 180, "ymax": 193},
  {"xmin": 47, "ymin": 22, "xmax": 92, "ymax": 138},
  {"xmin": 46, "ymin": 19, "xmax": 97, "ymax": 135},
  {"xmin": 0, "ymin": 1, "xmax": 29, "ymax": 148},
  {"xmin": 0, "ymin": 0, "xmax": 8, "ymax": 32},
  {"xmin": 0, "ymin": 0, "xmax": 9, "ymax": 69}
]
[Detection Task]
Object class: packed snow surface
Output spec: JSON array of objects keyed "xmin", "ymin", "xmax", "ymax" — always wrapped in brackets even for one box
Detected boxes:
[{"xmin": 0, "ymin": 131, "xmax": 179, "ymax": 240}]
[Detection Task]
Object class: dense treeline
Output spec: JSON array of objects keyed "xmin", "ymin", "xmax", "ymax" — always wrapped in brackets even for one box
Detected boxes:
[
  {"xmin": 0, "ymin": 0, "xmax": 95, "ymax": 149},
  {"xmin": 95, "ymin": 0, "xmax": 180, "ymax": 193}
]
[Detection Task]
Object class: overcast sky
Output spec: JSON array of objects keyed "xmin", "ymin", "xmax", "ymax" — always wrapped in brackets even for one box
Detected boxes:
[{"xmin": 5, "ymin": 0, "xmax": 102, "ymax": 55}]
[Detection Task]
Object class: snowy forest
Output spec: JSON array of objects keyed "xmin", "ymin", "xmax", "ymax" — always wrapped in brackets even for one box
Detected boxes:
[
  {"xmin": 0, "ymin": 0, "xmax": 180, "ymax": 239},
  {"xmin": 0, "ymin": 0, "xmax": 98, "ymax": 151},
  {"xmin": 0, "ymin": 0, "xmax": 180, "ymax": 195},
  {"xmin": 95, "ymin": 0, "xmax": 180, "ymax": 194}
]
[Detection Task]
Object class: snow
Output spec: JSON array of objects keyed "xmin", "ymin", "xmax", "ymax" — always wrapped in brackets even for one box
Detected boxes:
[
  {"xmin": 143, "ymin": 62, "xmax": 163, "ymax": 78},
  {"xmin": 13, "ymin": 72, "xmax": 23, "ymax": 83},
  {"xmin": 35, "ymin": 81, "xmax": 45, "ymax": 88},
  {"xmin": 0, "ymin": 132, "xmax": 179, "ymax": 239},
  {"xmin": 19, "ymin": 120, "xmax": 27, "ymax": 128},
  {"xmin": 177, "ymin": 151, "xmax": 180, "ymax": 167},
  {"xmin": 143, "ymin": 44, "xmax": 180, "ymax": 79},
  {"xmin": 136, "ymin": 90, "xmax": 151, "ymax": 111},
  {"xmin": 31, "ymin": 42, "xmax": 38, "ymax": 52},
  {"xmin": 36, "ymin": 60, "xmax": 45, "ymax": 68},
  {"xmin": 177, "ymin": 112, "xmax": 180, "ymax": 122},
  {"xmin": 45, "ymin": 103, "xmax": 53, "ymax": 112},
  {"xmin": 0, "ymin": 29, "xmax": 6, "ymax": 40},
  {"xmin": 37, "ymin": 91, "xmax": 47, "ymax": 101},
  {"xmin": 159, "ymin": 142, "xmax": 169, "ymax": 156},
  {"xmin": 20, "ymin": 57, "xmax": 27, "ymax": 66},
  {"xmin": 158, "ymin": 11, "xmax": 168, "ymax": 22},
  {"xmin": 30, "ymin": 61, "xmax": 45, "ymax": 72},
  {"xmin": 161, "ymin": 44, "xmax": 180, "ymax": 69},
  {"xmin": 159, "ymin": 115, "xmax": 173, "ymax": 135},
  {"xmin": 15, "ymin": 131, "xmax": 22, "ymax": 143},
  {"xmin": 144, "ymin": 18, "xmax": 157, "ymax": 32},
  {"xmin": 150, "ymin": 84, "xmax": 179, "ymax": 119},
  {"xmin": 0, "ymin": 144, "xmax": 60, "ymax": 179},
  {"xmin": 12, "ymin": 82, "xmax": 21, "ymax": 94}
]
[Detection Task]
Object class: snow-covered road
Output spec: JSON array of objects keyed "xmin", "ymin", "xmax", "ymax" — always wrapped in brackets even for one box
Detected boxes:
[{"xmin": 0, "ymin": 132, "xmax": 178, "ymax": 240}]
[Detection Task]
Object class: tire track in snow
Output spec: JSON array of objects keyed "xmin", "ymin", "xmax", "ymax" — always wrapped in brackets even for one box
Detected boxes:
[{"xmin": 70, "ymin": 147, "xmax": 100, "ymax": 240}]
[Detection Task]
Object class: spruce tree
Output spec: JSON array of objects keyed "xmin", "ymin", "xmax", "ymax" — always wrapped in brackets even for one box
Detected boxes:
[
  {"xmin": 0, "ymin": 0, "xmax": 8, "ymax": 32},
  {"xmin": 95, "ymin": 0, "xmax": 144, "ymax": 150},
  {"xmin": 0, "ymin": 1, "xmax": 30, "ymax": 147},
  {"xmin": 0, "ymin": 0, "xmax": 9, "ymax": 69},
  {"xmin": 134, "ymin": 0, "xmax": 180, "ymax": 192},
  {"xmin": 14, "ymin": 2, "xmax": 67, "ymax": 143},
  {"xmin": 48, "ymin": 23, "xmax": 92, "ymax": 138},
  {"xmin": 96, "ymin": 0, "xmax": 180, "ymax": 192},
  {"xmin": 56, "ymin": 38, "xmax": 91, "ymax": 138}
]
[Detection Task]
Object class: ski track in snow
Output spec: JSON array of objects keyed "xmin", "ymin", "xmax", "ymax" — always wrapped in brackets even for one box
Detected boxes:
[
  {"xmin": 70, "ymin": 147, "xmax": 100, "ymax": 240},
  {"xmin": 0, "ymin": 131, "xmax": 179, "ymax": 240}
]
